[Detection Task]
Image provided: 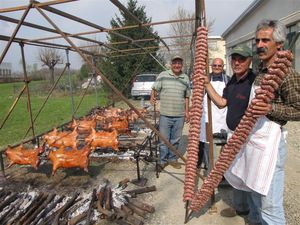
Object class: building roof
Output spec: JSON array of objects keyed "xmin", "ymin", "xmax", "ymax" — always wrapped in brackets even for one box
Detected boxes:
[{"xmin": 222, "ymin": 0, "xmax": 263, "ymax": 38}]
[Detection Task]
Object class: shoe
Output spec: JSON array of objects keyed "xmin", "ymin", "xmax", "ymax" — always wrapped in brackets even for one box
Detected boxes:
[
  {"xmin": 220, "ymin": 207, "xmax": 249, "ymax": 217},
  {"xmin": 168, "ymin": 161, "xmax": 182, "ymax": 169},
  {"xmin": 157, "ymin": 163, "xmax": 168, "ymax": 172}
]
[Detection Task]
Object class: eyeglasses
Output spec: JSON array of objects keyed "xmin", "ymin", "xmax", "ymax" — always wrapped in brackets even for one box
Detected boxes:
[
  {"xmin": 212, "ymin": 64, "xmax": 223, "ymax": 68},
  {"xmin": 231, "ymin": 55, "xmax": 247, "ymax": 63}
]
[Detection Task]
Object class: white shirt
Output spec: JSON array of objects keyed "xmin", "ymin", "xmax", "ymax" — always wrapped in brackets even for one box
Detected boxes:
[{"xmin": 199, "ymin": 77, "xmax": 228, "ymax": 142}]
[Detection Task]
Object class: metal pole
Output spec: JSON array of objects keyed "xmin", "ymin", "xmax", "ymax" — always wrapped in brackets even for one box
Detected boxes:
[
  {"xmin": 0, "ymin": 2, "xmax": 32, "ymax": 64},
  {"xmin": 20, "ymin": 43, "xmax": 36, "ymax": 140},
  {"xmin": 73, "ymin": 71, "xmax": 94, "ymax": 117},
  {"xmin": 0, "ymin": 0, "xmax": 78, "ymax": 13},
  {"xmin": 66, "ymin": 49, "xmax": 75, "ymax": 116},
  {"xmin": 0, "ymin": 152, "xmax": 5, "ymax": 177},
  {"xmin": 92, "ymin": 57, "xmax": 99, "ymax": 107}
]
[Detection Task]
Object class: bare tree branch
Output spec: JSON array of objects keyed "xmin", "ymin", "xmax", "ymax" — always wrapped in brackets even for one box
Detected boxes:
[
  {"xmin": 169, "ymin": 7, "xmax": 215, "ymax": 75},
  {"xmin": 38, "ymin": 47, "xmax": 63, "ymax": 84}
]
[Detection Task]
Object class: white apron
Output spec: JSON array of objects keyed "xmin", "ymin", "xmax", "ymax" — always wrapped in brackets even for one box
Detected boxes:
[
  {"xmin": 224, "ymin": 85, "xmax": 284, "ymax": 195},
  {"xmin": 199, "ymin": 80, "xmax": 228, "ymax": 142}
]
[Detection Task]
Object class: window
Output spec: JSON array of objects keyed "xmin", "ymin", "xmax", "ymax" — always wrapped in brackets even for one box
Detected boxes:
[{"xmin": 135, "ymin": 75, "xmax": 156, "ymax": 82}]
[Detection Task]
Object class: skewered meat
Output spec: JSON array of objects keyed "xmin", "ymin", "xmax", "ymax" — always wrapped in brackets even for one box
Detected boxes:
[
  {"xmin": 5, "ymin": 144, "xmax": 45, "ymax": 169},
  {"xmin": 125, "ymin": 108, "xmax": 148, "ymax": 122},
  {"xmin": 85, "ymin": 128, "xmax": 119, "ymax": 151},
  {"xmin": 189, "ymin": 50, "xmax": 293, "ymax": 212},
  {"xmin": 70, "ymin": 117, "xmax": 97, "ymax": 133},
  {"xmin": 101, "ymin": 117, "xmax": 129, "ymax": 133},
  {"xmin": 48, "ymin": 145, "xmax": 91, "ymax": 176},
  {"xmin": 43, "ymin": 128, "xmax": 78, "ymax": 149},
  {"xmin": 183, "ymin": 26, "xmax": 208, "ymax": 201}
]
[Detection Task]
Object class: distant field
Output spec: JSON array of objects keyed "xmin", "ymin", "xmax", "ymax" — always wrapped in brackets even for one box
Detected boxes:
[{"xmin": 0, "ymin": 81, "xmax": 108, "ymax": 148}]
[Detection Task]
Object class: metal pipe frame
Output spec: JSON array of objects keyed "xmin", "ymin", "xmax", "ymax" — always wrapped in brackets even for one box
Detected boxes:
[
  {"xmin": 109, "ymin": 0, "xmax": 170, "ymax": 51},
  {"xmin": 0, "ymin": 2, "xmax": 32, "ymax": 65},
  {"xmin": 25, "ymin": 18, "xmax": 195, "ymax": 45},
  {"xmin": 107, "ymin": 43, "xmax": 191, "ymax": 55},
  {"xmin": 0, "ymin": 34, "xmax": 107, "ymax": 57},
  {"xmin": 0, "ymin": 0, "xmax": 78, "ymax": 13},
  {"xmin": 0, "ymin": 1, "xmax": 195, "ymax": 61},
  {"xmin": 34, "ymin": 5, "xmax": 192, "ymax": 171},
  {"xmin": 20, "ymin": 43, "xmax": 36, "ymax": 141},
  {"xmin": 0, "ymin": 15, "xmax": 118, "ymax": 53}
]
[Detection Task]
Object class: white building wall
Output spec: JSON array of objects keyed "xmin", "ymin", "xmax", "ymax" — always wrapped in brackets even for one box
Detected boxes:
[
  {"xmin": 223, "ymin": 0, "xmax": 300, "ymax": 74},
  {"xmin": 224, "ymin": 0, "xmax": 300, "ymax": 48}
]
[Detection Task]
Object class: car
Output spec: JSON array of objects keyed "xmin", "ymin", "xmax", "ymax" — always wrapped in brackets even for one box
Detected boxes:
[{"xmin": 131, "ymin": 73, "xmax": 158, "ymax": 99}]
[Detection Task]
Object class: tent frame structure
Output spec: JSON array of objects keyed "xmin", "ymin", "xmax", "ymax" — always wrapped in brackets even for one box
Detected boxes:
[{"xmin": 0, "ymin": 0, "xmax": 215, "ymax": 221}]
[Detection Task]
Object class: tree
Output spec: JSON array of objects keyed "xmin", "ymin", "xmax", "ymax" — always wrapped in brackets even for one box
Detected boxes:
[
  {"xmin": 98, "ymin": 0, "xmax": 164, "ymax": 96},
  {"xmin": 169, "ymin": 7, "xmax": 215, "ymax": 76},
  {"xmin": 38, "ymin": 48, "xmax": 63, "ymax": 84}
]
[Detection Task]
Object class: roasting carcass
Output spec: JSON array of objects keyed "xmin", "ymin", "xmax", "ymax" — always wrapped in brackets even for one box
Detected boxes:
[
  {"xmin": 85, "ymin": 128, "xmax": 119, "ymax": 151},
  {"xmin": 125, "ymin": 108, "xmax": 147, "ymax": 122},
  {"xmin": 48, "ymin": 145, "xmax": 91, "ymax": 175},
  {"xmin": 43, "ymin": 128, "xmax": 78, "ymax": 149},
  {"xmin": 70, "ymin": 117, "xmax": 97, "ymax": 133},
  {"xmin": 5, "ymin": 144, "xmax": 45, "ymax": 169},
  {"xmin": 101, "ymin": 117, "xmax": 129, "ymax": 133}
]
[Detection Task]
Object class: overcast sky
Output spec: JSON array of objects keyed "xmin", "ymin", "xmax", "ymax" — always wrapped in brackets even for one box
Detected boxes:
[{"xmin": 0, "ymin": 0, "xmax": 254, "ymax": 72}]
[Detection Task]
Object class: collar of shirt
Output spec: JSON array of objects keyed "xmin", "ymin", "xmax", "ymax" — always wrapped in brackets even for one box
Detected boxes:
[
  {"xmin": 167, "ymin": 69, "xmax": 185, "ymax": 79},
  {"xmin": 258, "ymin": 62, "xmax": 268, "ymax": 73},
  {"xmin": 211, "ymin": 73, "xmax": 223, "ymax": 82}
]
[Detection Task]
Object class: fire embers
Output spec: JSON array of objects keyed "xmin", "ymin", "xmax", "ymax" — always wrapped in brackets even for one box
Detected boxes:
[
  {"xmin": 189, "ymin": 50, "xmax": 293, "ymax": 212},
  {"xmin": 0, "ymin": 179, "xmax": 156, "ymax": 224},
  {"xmin": 183, "ymin": 26, "xmax": 208, "ymax": 202}
]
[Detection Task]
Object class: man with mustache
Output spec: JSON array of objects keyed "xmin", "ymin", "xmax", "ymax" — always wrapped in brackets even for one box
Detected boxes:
[{"xmin": 225, "ymin": 20, "xmax": 300, "ymax": 225}]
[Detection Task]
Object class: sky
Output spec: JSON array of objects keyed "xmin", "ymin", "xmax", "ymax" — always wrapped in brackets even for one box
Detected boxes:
[{"xmin": 0, "ymin": 0, "xmax": 254, "ymax": 72}]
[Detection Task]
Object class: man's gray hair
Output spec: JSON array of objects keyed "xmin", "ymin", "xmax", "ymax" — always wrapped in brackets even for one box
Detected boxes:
[{"xmin": 256, "ymin": 19, "xmax": 287, "ymax": 43}]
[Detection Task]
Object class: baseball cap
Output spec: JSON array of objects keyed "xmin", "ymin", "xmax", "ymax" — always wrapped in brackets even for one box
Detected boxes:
[
  {"xmin": 171, "ymin": 55, "xmax": 183, "ymax": 62},
  {"xmin": 230, "ymin": 44, "xmax": 253, "ymax": 57}
]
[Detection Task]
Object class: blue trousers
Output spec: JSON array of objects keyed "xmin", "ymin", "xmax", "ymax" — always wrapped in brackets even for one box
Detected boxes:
[
  {"xmin": 248, "ymin": 131, "xmax": 287, "ymax": 225},
  {"xmin": 158, "ymin": 115, "xmax": 185, "ymax": 164}
]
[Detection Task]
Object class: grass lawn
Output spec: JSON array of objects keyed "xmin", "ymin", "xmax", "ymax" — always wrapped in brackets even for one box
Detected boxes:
[{"xmin": 0, "ymin": 81, "xmax": 108, "ymax": 149}]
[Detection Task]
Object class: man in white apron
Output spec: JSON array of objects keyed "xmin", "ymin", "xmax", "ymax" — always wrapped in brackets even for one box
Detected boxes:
[
  {"xmin": 198, "ymin": 58, "xmax": 229, "ymax": 169},
  {"xmin": 200, "ymin": 45, "xmax": 259, "ymax": 223},
  {"xmin": 225, "ymin": 19, "xmax": 300, "ymax": 225}
]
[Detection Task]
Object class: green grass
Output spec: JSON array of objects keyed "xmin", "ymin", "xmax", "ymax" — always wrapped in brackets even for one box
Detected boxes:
[{"xmin": 0, "ymin": 81, "xmax": 108, "ymax": 148}]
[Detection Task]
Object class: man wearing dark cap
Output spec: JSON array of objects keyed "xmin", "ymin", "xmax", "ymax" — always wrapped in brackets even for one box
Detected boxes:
[
  {"xmin": 150, "ymin": 55, "xmax": 191, "ymax": 171},
  {"xmin": 200, "ymin": 44, "xmax": 260, "ymax": 223}
]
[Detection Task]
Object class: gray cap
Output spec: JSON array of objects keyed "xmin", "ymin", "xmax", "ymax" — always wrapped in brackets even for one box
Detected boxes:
[
  {"xmin": 230, "ymin": 44, "xmax": 253, "ymax": 57},
  {"xmin": 171, "ymin": 55, "xmax": 183, "ymax": 62}
]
